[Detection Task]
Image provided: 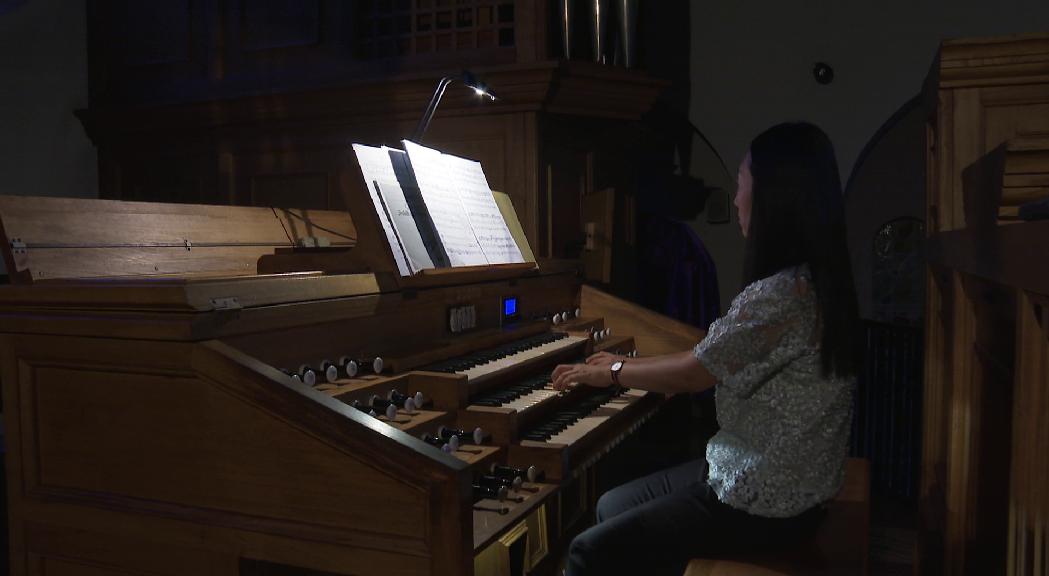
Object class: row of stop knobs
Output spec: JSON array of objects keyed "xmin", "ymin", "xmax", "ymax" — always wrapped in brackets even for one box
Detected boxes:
[
  {"xmin": 282, "ymin": 356, "xmax": 385, "ymax": 386},
  {"xmin": 421, "ymin": 425, "xmax": 487, "ymax": 453},
  {"xmin": 349, "ymin": 389, "xmax": 426, "ymax": 420},
  {"xmin": 473, "ymin": 464, "xmax": 544, "ymax": 512},
  {"xmin": 550, "ymin": 308, "xmax": 582, "ymax": 325}
]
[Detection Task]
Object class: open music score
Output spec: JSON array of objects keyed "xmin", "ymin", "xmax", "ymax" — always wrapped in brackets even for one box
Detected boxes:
[
  {"xmin": 351, "ymin": 143, "xmax": 432, "ymax": 275},
  {"xmin": 353, "ymin": 140, "xmax": 527, "ymax": 275}
]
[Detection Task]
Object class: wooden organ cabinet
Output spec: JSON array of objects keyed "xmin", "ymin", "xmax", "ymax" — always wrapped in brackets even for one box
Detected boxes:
[
  {"xmin": 920, "ymin": 33, "xmax": 1049, "ymax": 575},
  {"xmin": 0, "ymin": 194, "xmax": 703, "ymax": 576},
  {"xmin": 82, "ymin": 0, "xmax": 668, "ymax": 264}
]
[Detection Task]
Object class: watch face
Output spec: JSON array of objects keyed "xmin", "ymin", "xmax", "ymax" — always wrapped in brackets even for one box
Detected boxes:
[{"xmin": 611, "ymin": 361, "xmax": 624, "ymax": 371}]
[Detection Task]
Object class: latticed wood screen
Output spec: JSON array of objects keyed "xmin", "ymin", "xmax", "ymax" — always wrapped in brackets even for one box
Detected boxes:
[{"xmin": 359, "ymin": 0, "xmax": 516, "ymax": 59}]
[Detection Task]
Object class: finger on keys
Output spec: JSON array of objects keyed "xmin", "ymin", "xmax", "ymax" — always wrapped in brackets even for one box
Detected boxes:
[
  {"xmin": 552, "ymin": 368, "xmax": 576, "ymax": 391},
  {"xmin": 551, "ymin": 363, "xmax": 574, "ymax": 380}
]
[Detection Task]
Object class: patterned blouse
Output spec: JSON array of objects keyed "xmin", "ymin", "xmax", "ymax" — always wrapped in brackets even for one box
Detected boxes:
[{"xmin": 693, "ymin": 265, "xmax": 853, "ymax": 518}]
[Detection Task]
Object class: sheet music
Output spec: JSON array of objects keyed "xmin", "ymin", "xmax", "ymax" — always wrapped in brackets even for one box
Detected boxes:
[
  {"xmin": 403, "ymin": 141, "xmax": 489, "ymax": 267},
  {"xmin": 385, "ymin": 147, "xmax": 449, "ymax": 268},
  {"xmin": 351, "ymin": 144, "xmax": 433, "ymax": 274},
  {"xmin": 443, "ymin": 155, "xmax": 525, "ymax": 265}
]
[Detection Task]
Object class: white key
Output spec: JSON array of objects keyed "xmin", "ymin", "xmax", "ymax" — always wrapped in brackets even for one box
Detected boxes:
[
  {"xmin": 503, "ymin": 387, "xmax": 559, "ymax": 413},
  {"xmin": 546, "ymin": 389, "xmax": 647, "ymax": 445},
  {"xmin": 458, "ymin": 335, "xmax": 586, "ymax": 381}
]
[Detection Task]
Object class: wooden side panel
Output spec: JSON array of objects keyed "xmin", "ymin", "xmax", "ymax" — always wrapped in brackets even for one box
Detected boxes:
[
  {"xmin": 1008, "ymin": 293, "xmax": 1049, "ymax": 576},
  {"xmin": 930, "ymin": 88, "xmax": 954, "ymax": 234},
  {"xmin": 943, "ymin": 271, "xmax": 975, "ymax": 574},
  {"xmin": 2, "ymin": 334, "xmax": 463, "ymax": 576},
  {"xmin": 581, "ymin": 285, "xmax": 705, "ymax": 356},
  {"xmin": 949, "ymin": 88, "xmax": 983, "ymax": 231},
  {"xmin": 25, "ymin": 366, "xmax": 427, "ymax": 538},
  {"xmin": 25, "ymin": 521, "xmax": 238, "ymax": 576},
  {"xmin": 938, "ymin": 84, "xmax": 1049, "ymax": 232},
  {"xmin": 942, "ymin": 275, "xmax": 1015, "ymax": 574},
  {"xmin": 918, "ymin": 267, "xmax": 952, "ymax": 575},
  {"xmin": 924, "ymin": 36, "xmax": 1049, "ymax": 574},
  {"xmin": 581, "ymin": 189, "xmax": 615, "ymax": 283}
]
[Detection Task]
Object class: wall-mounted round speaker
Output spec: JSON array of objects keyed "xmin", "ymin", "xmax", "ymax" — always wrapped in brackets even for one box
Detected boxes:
[{"xmin": 813, "ymin": 62, "xmax": 835, "ymax": 85}]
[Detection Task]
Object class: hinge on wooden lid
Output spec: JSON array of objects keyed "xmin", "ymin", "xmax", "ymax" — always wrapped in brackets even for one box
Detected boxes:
[
  {"xmin": 184, "ymin": 239, "xmax": 192, "ymax": 250},
  {"xmin": 297, "ymin": 236, "xmax": 331, "ymax": 248},
  {"xmin": 210, "ymin": 297, "xmax": 242, "ymax": 311},
  {"xmin": 10, "ymin": 238, "xmax": 27, "ymax": 255}
]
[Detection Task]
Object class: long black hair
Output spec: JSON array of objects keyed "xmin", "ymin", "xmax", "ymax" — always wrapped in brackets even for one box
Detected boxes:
[{"xmin": 743, "ymin": 122, "xmax": 859, "ymax": 378}]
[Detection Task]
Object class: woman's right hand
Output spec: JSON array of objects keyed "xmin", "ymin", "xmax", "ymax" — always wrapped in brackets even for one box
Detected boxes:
[{"xmin": 586, "ymin": 351, "xmax": 627, "ymax": 365}]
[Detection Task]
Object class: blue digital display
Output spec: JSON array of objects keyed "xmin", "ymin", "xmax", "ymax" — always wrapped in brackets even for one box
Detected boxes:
[{"xmin": 503, "ymin": 297, "xmax": 517, "ymax": 317}]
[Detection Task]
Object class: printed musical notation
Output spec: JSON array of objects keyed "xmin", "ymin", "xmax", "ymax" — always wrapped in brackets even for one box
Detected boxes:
[
  {"xmin": 351, "ymin": 143, "xmax": 434, "ymax": 275},
  {"xmin": 352, "ymin": 140, "xmax": 527, "ymax": 274}
]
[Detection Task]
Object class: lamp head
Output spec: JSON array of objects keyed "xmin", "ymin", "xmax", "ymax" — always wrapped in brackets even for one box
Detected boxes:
[
  {"xmin": 461, "ymin": 70, "xmax": 497, "ymax": 101},
  {"xmin": 413, "ymin": 70, "xmax": 498, "ymax": 142}
]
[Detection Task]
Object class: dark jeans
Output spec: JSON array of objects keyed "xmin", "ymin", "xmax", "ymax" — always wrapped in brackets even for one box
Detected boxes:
[{"xmin": 565, "ymin": 459, "xmax": 823, "ymax": 576}]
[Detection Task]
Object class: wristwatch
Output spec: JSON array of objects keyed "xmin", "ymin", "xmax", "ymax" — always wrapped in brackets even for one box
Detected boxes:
[{"xmin": 610, "ymin": 360, "xmax": 625, "ymax": 387}]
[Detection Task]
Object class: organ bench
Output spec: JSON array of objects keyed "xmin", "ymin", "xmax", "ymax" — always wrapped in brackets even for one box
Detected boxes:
[{"xmin": 683, "ymin": 458, "xmax": 871, "ymax": 576}]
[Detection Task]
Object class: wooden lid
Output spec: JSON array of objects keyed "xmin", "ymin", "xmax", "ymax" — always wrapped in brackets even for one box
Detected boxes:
[{"xmin": 0, "ymin": 195, "xmax": 357, "ymax": 283}]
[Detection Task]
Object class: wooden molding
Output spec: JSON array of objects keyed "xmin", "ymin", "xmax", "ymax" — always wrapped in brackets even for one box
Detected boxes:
[
  {"xmin": 936, "ymin": 32, "xmax": 1049, "ymax": 89},
  {"xmin": 81, "ymin": 61, "xmax": 668, "ymax": 141}
]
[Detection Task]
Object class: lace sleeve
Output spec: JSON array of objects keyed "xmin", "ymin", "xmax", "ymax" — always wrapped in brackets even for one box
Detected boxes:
[{"xmin": 692, "ymin": 271, "xmax": 812, "ymax": 397}]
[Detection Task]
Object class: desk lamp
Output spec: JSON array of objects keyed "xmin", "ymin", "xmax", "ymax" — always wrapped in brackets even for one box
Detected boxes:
[{"xmin": 412, "ymin": 71, "xmax": 498, "ymax": 142}]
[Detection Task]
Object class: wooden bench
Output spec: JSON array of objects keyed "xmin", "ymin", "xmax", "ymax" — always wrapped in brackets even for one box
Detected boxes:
[{"xmin": 683, "ymin": 458, "xmax": 870, "ymax": 576}]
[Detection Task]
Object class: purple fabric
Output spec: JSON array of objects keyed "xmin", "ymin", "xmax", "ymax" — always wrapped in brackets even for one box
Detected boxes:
[{"xmin": 637, "ymin": 214, "xmax": 720, "ymax": 331}]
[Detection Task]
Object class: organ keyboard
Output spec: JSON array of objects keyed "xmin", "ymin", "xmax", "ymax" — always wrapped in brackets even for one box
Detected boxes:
[
  {"xmin": 0, "ymin": 195, "xmax": 706, "ymax": 576},
  {"xmin": 425, "ymin": 331, "xmax": 589, "ymax": 389}
]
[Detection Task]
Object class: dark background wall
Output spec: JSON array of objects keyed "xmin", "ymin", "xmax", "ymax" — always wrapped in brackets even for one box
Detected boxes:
[
  {"xmin": 685, "ymin": 0, "xmax": 1049, "ymax": 311},
  {"xmin": 1, "ymin": 1, "xmax": 1049, "ymax": 307},
  {"xmin": 0, "ymin": 0, "xmax": 96, "ymax": 200}
]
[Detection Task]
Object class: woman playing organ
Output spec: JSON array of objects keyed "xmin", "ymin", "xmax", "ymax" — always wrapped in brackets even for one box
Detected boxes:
[{"xmin": 552, "ymin": 122, "xmax": 860, "ymax": 576}]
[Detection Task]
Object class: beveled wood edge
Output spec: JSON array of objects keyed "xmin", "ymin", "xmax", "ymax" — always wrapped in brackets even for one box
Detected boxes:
[
  {"xmin": 393, "ymin": 262, "xmax": 540, "ymax": 291},
  {"xmin": 0, "ymin": 272, "xmax": 383, "ymax": 312}
]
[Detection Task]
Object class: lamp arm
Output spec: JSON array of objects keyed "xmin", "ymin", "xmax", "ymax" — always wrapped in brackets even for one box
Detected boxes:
[{"xmin": 412, "ymin": 75, "xmax": 457, "ymax": 142}]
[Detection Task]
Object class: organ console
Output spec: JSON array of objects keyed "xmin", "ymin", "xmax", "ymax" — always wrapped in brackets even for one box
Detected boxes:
[{"xmin": 0, "ymin": 195, "xmax": 706, "ymax": 576}]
